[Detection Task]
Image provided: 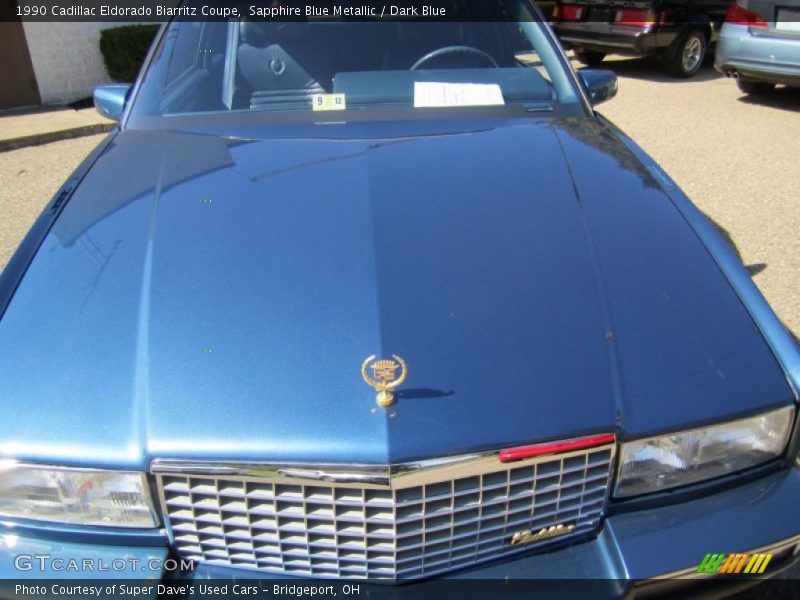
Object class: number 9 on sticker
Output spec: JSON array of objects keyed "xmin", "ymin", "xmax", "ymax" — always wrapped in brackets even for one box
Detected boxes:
[{"xmin": 312, "ymin": 93, "xmax": 346, "ymax": 111}]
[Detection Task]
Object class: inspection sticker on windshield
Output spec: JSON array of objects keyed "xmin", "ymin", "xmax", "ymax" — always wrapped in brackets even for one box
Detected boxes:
[
  {"xmin": 312, "ymin": 93, "xmax": 346, "ymax": 111},
  {"xmin": 414, "ymin": 82, "xmax": 505, "ymax": 107}
]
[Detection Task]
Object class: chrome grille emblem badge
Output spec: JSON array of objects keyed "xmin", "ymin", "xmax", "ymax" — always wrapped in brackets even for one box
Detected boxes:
[{"xmin": 510, "ymin": 523, "xmax": 576, "ymax": 546}]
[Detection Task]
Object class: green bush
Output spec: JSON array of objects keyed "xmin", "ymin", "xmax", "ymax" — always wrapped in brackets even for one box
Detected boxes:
[{"xmin": 99, "ymin": 25, "xmax": 160, "ymax": 82}]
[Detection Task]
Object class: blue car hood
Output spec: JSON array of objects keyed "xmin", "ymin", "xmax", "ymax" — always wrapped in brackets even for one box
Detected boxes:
[{"xmin": 0, "ymin": 118, "xmax": 791, "ymax": 468}]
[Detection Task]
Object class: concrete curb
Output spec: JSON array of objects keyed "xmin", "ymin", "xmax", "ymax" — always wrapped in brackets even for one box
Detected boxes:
[{"xmin": 0, "ymin": 122, "xmax": 115, "ymax": 153}]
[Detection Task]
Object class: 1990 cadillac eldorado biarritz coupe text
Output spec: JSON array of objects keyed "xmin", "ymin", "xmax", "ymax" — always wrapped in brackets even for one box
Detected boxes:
[{"xmin": 1, "ymin": 1, "xmax": 800, "ymax": 595}]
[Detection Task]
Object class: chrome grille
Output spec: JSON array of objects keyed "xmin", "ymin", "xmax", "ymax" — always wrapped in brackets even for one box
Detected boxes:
[{"xmin": 154, "ymin": 442, "xmax": 614, "ymax": 579}]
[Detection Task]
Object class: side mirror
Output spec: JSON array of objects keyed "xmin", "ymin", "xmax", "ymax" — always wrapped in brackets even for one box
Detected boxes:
[
  {"xmin": 578, "ymin": 69, "xmax": 618, "ymax": 106},
  {"xmin": 93, "ymin": 84, "xmax": 132, "ymax": 122}
]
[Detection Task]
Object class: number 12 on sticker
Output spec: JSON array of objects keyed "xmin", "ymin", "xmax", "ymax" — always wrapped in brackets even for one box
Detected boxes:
[{"xmin": 312, "ymin": 94, "xmax": 346, "ymax": 111}]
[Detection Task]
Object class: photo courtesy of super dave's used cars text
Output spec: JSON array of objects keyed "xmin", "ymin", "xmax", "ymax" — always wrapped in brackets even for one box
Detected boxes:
[
  {"xmin": 15, "ymin": 583, "xmax": 354, "ymax": 597},
  {"xmin": 1, "ymin": 0, "xmax": 800, "ymax": 598}
]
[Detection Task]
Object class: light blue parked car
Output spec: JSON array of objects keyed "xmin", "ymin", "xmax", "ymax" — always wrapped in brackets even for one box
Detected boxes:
[{"xmin": 715, "ymin": 0, "xmax": 800, "ymax": 93}]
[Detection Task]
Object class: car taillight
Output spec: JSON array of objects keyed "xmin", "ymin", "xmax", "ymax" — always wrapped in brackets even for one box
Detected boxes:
[
  {"xmin": 725, "ymin": 0, "xmax": 768, "ymax": 26},
  {"xmin": 554, "ymin": 4, "xmax": 584, "ymax": 21},
  {"xmin": 614, "ymin": 8, "xmax": 658, "ymax": 25}
]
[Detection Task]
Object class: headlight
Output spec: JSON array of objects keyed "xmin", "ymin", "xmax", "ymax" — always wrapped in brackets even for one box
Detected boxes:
[
  {"xmin": 0, "ymin": 463, "xmax": 158, "ymax": 528},
  {"xmin": 615, "ymin": 406, "xmax": 795, "ymax": 498}
]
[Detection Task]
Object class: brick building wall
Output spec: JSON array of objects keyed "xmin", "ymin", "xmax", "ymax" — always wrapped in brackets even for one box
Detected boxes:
[{"xmin": 21, "ymin": 22, "xmax": 125, "ymax": 105}]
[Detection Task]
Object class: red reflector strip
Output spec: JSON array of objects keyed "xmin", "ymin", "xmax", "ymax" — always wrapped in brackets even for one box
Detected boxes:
[
  {"xmin": 560, "ymin": 5, "xmax": 584, "ymax": 20},
  {"xmin": 498, "ymin": 433, "xmax": 616, "ymax": 463},
  {"xmin": 725, "ymin": 3, "xmax": 768, "ymax": 27},
  {"xmin": 614, "ymin": 9, "xmax": 657, "ymax": 25}
]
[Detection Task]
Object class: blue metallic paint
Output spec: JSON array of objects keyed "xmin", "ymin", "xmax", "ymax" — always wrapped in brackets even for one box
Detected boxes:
[
  {"xmin": 609, "ymin": 466, "xmax": 800, "ymax": 578},
  {"xmin": 577, "ymin": 69, "xmax": 618, "ymax": 105},
  {"xmin": 0, "ymin": 117, "xmax": 794, "ymax": 472},
  {"xmin": 598, "ymin": 113, "xmax": 800, "ymax": 399},
  {"xmin": 0, "ymin": 534, "xmax": 168, "ymax": 580},
  {"xmin": 93, "ymin": 85, "xmax": 132, "ymax": 123},
  {"xmin": 0, "ymin": 133, "xmax": 117, "ymax": 324}
]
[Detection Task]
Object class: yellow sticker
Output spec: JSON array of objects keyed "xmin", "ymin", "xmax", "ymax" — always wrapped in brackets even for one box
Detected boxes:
[{"xmin": 311, "ymin": 93, "xmax": 346, "ymax": 111}]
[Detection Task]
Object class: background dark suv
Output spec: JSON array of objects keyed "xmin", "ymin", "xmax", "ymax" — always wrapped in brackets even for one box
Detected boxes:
[{"xmin": 552, "ymin": 0, "xmax": 732, "ymax": 77}]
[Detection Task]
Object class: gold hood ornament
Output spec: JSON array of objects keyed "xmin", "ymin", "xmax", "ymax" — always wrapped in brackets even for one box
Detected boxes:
[{"xmin": 361, "ymin": 355, "xmax": 408, "ymax": 408}]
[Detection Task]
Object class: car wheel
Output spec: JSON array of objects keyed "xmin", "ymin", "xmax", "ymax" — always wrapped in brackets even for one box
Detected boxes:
[
  {"xmin": 665, "ymin": 29, "xmax": 707, "ymax": 78},
  {"xmin": 574, "ymin": 50, "xmax": 606, "ymax": 67},
  {"xmin": 737, "ymin": 78, "xmax": 776, "ymax": 94}
]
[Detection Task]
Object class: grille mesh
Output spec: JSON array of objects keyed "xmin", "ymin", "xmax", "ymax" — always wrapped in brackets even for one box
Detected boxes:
[{"xmin": 156, "ymin": 445, "xmax": 613, "ymax": 579}]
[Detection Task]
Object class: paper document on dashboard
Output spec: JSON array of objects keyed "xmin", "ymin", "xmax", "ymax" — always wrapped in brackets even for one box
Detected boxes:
[{"xmin": 414, "ymin": 82, "xmax": 505, "ymax": 107}]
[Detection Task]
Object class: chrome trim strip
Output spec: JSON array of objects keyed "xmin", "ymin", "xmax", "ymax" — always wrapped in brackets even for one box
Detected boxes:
[
  {"xmin": 151, "ymin": 438, "xmax": 616, "ymax": 490},
  {"xmin": 560, "ymin": 36, "xmax": 640, "ymax": 50}
]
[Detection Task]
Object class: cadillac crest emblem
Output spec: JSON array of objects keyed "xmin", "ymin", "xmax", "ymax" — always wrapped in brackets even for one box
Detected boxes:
[{"xmin": 361, "ymin": 355, "xmax": 408, "ymax": 408}]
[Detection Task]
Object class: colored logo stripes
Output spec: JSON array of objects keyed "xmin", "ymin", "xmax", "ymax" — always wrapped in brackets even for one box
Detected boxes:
[{"xmin": 697, "ymin": 552, "xmax": 773, "ymax": 574}]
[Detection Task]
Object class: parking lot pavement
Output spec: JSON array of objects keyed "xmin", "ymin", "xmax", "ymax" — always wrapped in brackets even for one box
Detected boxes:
[
  {"xmin": 0, "ymin": 106, "xmax": 113, "ymax": 152},
  {"xmin": 0, "ymin": 57, "xmax": 798, "ymax": 343}
]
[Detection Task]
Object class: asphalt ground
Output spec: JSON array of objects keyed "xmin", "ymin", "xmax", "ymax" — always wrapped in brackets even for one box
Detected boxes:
[{"xmin": 0, "ymin": 54, "xmax": 798, "ymax": 589}]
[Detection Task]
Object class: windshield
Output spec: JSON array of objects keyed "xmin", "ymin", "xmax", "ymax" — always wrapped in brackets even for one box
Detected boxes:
[{"xmin": 127, "ymin": 0, "xmax": 581, "ymax": 128}]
